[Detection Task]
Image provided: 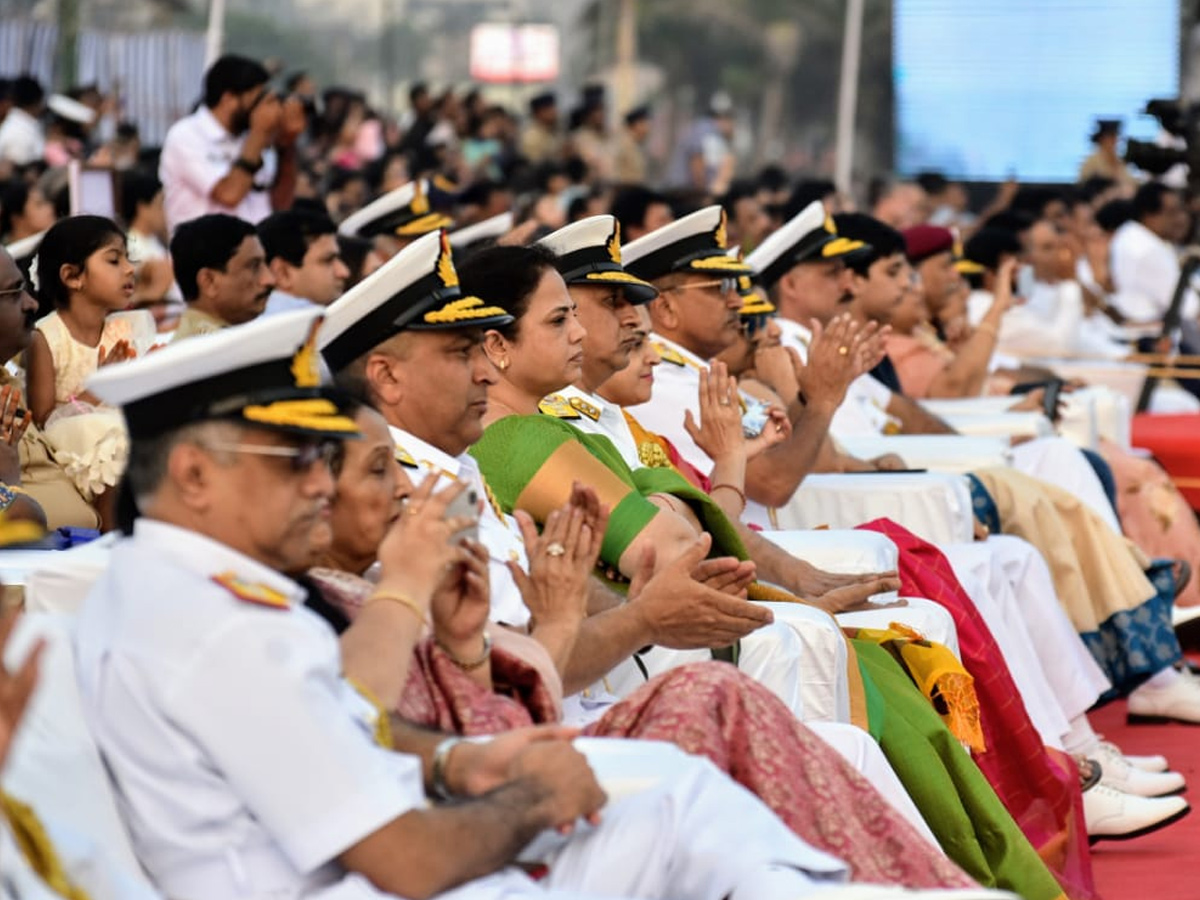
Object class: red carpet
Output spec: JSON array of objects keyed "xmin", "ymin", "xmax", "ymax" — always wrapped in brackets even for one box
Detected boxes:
[{"xmin": 1088, "ymin": 698, "xmax": 1200, "ymax": 900}]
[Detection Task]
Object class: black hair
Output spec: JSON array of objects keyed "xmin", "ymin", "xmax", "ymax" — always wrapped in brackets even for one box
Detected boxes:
[
  {"xmin": 118, "ymin": 170, "xmax": 162, "ymax": 227},
  {"xmin": 284, "ymin": 71, "xmax": 309, "ymax": 93},
  {"xmin": 336, "ymin": 235, "xmax": 375, "ymax": 289},
  {"xmin": 785, "ymin": 179, "xmax": 836, "ymax": 221},
  {"xmin": 611, "ymin": 185, "xmax": 670, "ymax": 234},
  {"xmin": 756, "ymin": 164, "xmax": 790, "ymax": 193},
  {"xmin": 0, "ymin": 180, "xmax": 35, "ymax": 238},
  {"xmin": 719, "ymin": 180, "xmax": 758, "ymax": 218},
  {"xmin": 1095, "ymin": 198, "xmax": 1136, "ymax": 233},
  {"xmin": 409, "ymin": 82, "xmax": 429, "ymax": 105},
  {"xmin": 833, "ymin": 212, "xmax": 905, "ymax": 275},
  {"xmin": 979, "ymin": 209, "xmax": 1035, "ymax": 236},
  {"xmin": 962, "ymin": 228, "xmax": 1022, "ymax": 272},
  {"xmin": 257, "ymin": 209, "xmax": 337, "ymax": 266},
  {"xmin": 11, "ymin": 75, "xmax": 43, "ymax": 110},
  {"xmin": 169, "ymin": 214, "xmax": 258, "ymax": 302},
  {"xmin": 34, "ymin": 215, "xmax": 127, "ymax": 310},
  {"xmin": 1009, "ymin": 186, "xmax": 1068, "ymax": 218},
  {"xmin": 203, "ymin": 55, "xmax": 269, "ymax": 109},
  {"xmin": 457, "ymin": 244, "xmax": 559, "ymax": 341},
  {"xmin": 1133, "ymin": 182, "xmax": 1175, "ymax": 221},
  {"xmin": 914, "ymin": 171, "xmax": 949, "ymax": 196},
  {"xmin": 1076, "ymin": 175, "xmax": 1116, "ymax": 204}
]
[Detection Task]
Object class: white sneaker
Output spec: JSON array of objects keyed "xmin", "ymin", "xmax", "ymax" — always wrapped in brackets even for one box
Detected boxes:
[
  {"xmin": 1094, "ymin": 741, "xmax": 1186, "ymax": 797},
  {"xmin": 1083, "ymin": 782, "xmax": 1190, "ymax": 842},
  {"xmin": 1127, "ymin": 669, "xmax": 1200, "ymax": 724}
]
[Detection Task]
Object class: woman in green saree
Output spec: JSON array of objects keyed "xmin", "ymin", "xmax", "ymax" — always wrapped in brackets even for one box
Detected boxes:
[{"xmin": 461, "ymin": 243, "xmax": 1082, "ymax": 900}]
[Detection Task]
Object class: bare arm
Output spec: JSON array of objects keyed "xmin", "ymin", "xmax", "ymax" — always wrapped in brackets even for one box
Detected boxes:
[
  {"xmin": 887, "ymin": 392, "xmax": 956, "ymax": 434},
  {"xmin": 25, "ymin": 330, "xmax": 57, "ymax": 428}
]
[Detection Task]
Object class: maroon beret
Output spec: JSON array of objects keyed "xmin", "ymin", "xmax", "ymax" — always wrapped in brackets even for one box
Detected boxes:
[{"xmin": 902, "ymin": 224, "xmax": 955, "ymax": 264}]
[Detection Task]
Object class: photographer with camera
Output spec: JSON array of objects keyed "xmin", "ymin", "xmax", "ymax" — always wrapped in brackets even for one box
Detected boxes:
[{"xmin": 159, "ymin": 55, "xmax": 303, "ymax": 234}]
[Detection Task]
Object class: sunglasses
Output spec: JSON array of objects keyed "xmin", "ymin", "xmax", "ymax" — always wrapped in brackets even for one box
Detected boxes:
[
  {"xmin": 668, "ymin": 277, "xmax": 738, "ymax": 297},
  {"xmin": 742, "ymin": 313, "xmax": 773, "ymax": 339},
  {"xmin": 203, "ymin": 439, "xmax": 342, "ymax": 472}
]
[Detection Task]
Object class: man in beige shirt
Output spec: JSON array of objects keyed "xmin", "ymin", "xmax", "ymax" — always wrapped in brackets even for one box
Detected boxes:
[
  {"xmin": 519, "ymin": 91, "xmax": 563, "ymax": 164},
  {"xmin": 615, "ymin": 105, "xmax": 651, "ymax": 184},
  {"xmin": 169, "ymin": 213, "xmax": 275, "ymax": 341}
]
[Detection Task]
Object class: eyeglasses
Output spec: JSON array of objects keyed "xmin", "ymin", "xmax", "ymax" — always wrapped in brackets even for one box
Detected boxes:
[
  {"xmin": 0, "ymin": 282, "xmax": 28, "ymax": 301},
  {"xmin": 668, "ymin": 278, "xmax": 738, "ymax": 297},
  {"xmin": 203, "ymin": 439, "xmax": 341, "ymax": 472}
]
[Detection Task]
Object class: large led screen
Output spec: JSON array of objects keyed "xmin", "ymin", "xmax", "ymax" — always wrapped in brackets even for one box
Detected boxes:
[{"xmin": 894, "ymin": 0, "xmax": 1180, "ymax": 181}]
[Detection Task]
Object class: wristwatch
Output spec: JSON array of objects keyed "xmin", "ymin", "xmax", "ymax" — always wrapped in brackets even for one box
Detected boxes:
[{"xmin": 234, "ymin": 156, "xmax": 263, "ymax": 175}]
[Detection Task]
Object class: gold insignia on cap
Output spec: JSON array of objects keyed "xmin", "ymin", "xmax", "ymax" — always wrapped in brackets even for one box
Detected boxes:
[
  {"xmin": 291, "ymin": 318, "xmax": 322, "ymax": 388},
  {"xmin": 393, "ymin": 443, "xmax": 418, "ymax": 468},
  {"xmin": 538, "ymin": 394, "xmax": 582, "ymax": 419},
  {"xmin": 714, "ymin": 209, "xmax": 729, "ymax": 250},
  {"xmin": 568, "ymin": 395, "xmax": 601, "ymax": 421},
  {"xmin": 212, "ymin": 572, "xmax": 291, "ymax": 610},
  {"xmin": 411, "ymin": 179, "xmax": 430, "ymax": 215},
  {"xmin": 606, "ymin": 221, "xmax": 622, "ymax": 264},
  {"xmin": 437, "ymin": 230, "xmax": 460, "ymax": 288},
  {"xmin": 820, "ymin": 236, "xmax": 865, "ymax": 258},
  {"xmin": 823, "ymin": 214, "xmax": 837, "ymax": 235},
  {"xmin": 423, "ymin": 295, "xmax": 510, "ymax": 325}
]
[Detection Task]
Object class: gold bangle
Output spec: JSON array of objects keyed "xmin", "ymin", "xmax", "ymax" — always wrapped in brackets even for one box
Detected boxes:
[
  {"xmin": 711, "ymin": 482, "xmax": 747, "ymax": 509},
  {"xmin": 365, "ymin": 592, "xmax": 429, "ymax": 626},
  {"xmin": 435, "ymin": 632, "xmax": 493, "ymax": 671}
]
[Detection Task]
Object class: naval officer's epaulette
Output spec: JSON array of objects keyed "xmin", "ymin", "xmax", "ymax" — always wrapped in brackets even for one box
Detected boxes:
[
  {"xmin": 538, "ymin": 394, "xmax": 581, "ymax": 419},
  {"xmin": 393, "ymin": 443, "xmax": 419, "ymax": 468},
  {"xmin": 212, "ymin": 572, "xmax": 291, "ymax": 610},
  {"xmin": 651, "ymin": 341, "xmax": 690, "ymax": 367}
]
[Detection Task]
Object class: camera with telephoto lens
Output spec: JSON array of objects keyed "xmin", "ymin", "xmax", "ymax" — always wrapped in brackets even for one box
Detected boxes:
[{"xmin": 1125, "ymin": 99, "xmax": 1200, "ymax": 199}]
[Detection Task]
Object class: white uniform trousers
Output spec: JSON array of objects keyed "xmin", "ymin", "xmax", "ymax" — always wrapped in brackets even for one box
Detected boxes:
[{"xmin": 941, "ymin": 536, "xmax": 1110, "ymax": 749}]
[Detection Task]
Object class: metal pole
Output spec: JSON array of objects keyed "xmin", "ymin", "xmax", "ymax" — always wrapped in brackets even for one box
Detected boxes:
[
  {"xmin": 614, "ymin": 0, "xmax": 637, "ymax": 117},
  {"xmin": 204, "ymin": 0, "xmax": 226, "ymax": 70},
  {"xmin": 833, "ymin": 0, "xmax": 864, "ymax": 194}
]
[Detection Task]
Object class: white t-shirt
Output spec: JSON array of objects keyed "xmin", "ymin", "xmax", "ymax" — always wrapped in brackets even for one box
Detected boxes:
[
  {"xmin": 0, "ymin": 108, "xmax": 45, "ymax": 166},
  {"xmin": 1109, "ymin": 219, "xmax": 1199, "ymax": 323},
  {"xmin": 159, "ymin": 107, "xmax": 277, "ymax": 233}
]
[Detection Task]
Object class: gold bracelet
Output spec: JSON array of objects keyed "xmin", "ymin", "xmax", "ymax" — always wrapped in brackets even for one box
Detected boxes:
[
  {"xmin": 710, "ymin": 482, "xmax": 747, "ymax": 509},
  {"xmin": 435, "ymin": 632, "xmax": 493, "ymax": 671},
  {"xmin": 365, "ymin": 592, "xmax": 429, "ymax": 626}
]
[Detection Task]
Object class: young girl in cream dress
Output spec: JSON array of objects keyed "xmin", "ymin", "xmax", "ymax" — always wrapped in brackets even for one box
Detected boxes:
[{"xmin": 25, "ymin": 216, "xmax": 155, "ymax": 529}]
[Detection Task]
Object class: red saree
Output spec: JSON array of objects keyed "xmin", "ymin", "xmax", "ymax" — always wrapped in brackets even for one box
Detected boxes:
[{"xmin": 857, "ymin": 519, "xmax": 1095, "ymax": 900}]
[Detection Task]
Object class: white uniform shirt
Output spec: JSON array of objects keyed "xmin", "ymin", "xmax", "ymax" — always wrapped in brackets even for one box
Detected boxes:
[
  {"xmin": 775, "ymin": 317, "xmax": 896, "ymax": 439},
  {"xmin": 74, "ymin": 520, "xmax": 423, "ymax": 900},
  {"xmin": 159, "ymin": 107, "xmax": 277, "ymax": 233},
  {"xmin": 1109, "ymin": 219, "xmax": 1199, "ymax": 323},
  {"xmin": 549, "ymin": 385, "xmax": 641, "ymax": 470},
  {"xmin": 389, "ymin": 426, "xmax": 530, "ymax": 628},
  {"xmin": 0, "ymin": 108, "xmax": 44, "ymax": 166}
]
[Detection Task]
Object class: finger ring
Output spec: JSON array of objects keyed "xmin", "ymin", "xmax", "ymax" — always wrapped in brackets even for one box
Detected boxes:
[
  {"xmin": 546, "ymin": 542, "xmax": 566, "ymax": 557},
  {"xmin": 718, "ymin": 398, "xmax": 731, "ymax": 407},
  {"xmin": 405, "ymin": 503, "xmax": 422, "ymax": 516},
  {"xmin": 838, "ymin": 346, "xmax": 849, "ymax": 356}
]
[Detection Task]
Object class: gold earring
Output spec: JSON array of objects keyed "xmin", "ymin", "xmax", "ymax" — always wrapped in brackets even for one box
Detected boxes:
[{"xmin": 498, "ymin": 359, "xmax": 510, "ymax": 371}]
